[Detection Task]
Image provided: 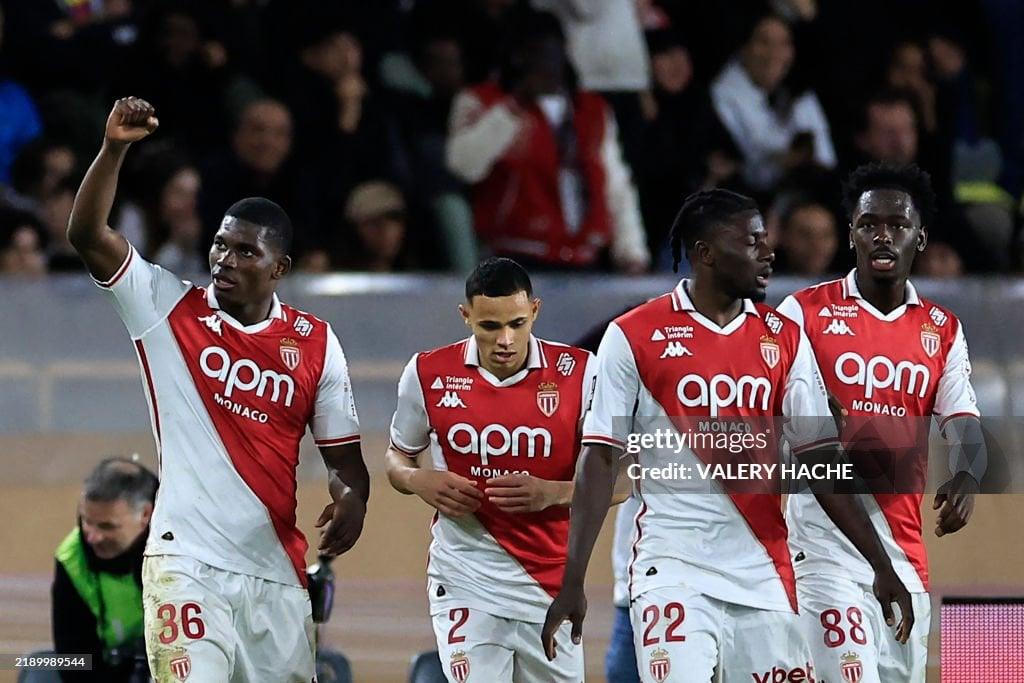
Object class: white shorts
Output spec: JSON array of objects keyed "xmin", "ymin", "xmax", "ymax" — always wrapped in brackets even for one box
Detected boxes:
[
  {"xmin": 142, "ymin": 555, "xmax": 316, "ymax": 683},
  {"xmin": 632, "ymin": 585, "xmax": 813, "ymax": 683},
  {"xmin": 431, "ymin": 606, "xmax": 584, "ymax": 683},
  {"xmin": 797, "ymin": 574, "xmax": 930, "ymax": 683}
]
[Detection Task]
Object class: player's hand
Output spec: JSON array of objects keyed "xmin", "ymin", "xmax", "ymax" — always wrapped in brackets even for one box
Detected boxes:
[
  {"xmin": 485, "ymin": 474, "xmax": 562, "ymax": 513},
  {"xmin": 105, "ymin": 97, "xmax": 159, "ymax": 145},
  {"xmin": 408, "ymin": 470, "xmax": 484, "ymax": 517},
  {"xmin": 315, "ymin": 493, "xmax": 366, "ymax": 557},
  {"xmin": 541, "ymin": 583, "xmax": 586, "ymax": 661},
  {"xmin": 872, "ymin": 565, "xmax": 914, "ymax": 643},
  {"xmin": 933, "ymin": 471, "xmax": 978, "ymax": 537},
  {"xmin": 827, "ymin": 393, "xmax": 848, "ymax": 432}
]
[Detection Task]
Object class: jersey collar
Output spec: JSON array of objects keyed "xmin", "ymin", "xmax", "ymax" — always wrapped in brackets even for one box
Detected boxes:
[
  {"xmin": 670, "ymin": 279, "xmax": 758, "ymax": 335},
  {"xmin": 205, "ymin": 284, "xmax": 286, "ymax": 333},
  {"xmin": 842, "ymin": 269, "xmax": 920, "ymax": 321},
  {"xmin": 463, "ymin": 334, "xmax": 545, "ymax": 387}
]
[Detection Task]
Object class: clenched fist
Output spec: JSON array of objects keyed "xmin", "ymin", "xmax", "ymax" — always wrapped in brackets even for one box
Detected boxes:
[{"xmin": 105, "ymin": 97, "xmax": 159, "ymax": 145}]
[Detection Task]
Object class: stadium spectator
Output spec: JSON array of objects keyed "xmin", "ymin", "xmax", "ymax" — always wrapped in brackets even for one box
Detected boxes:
[
  {"xmin": 42, "ymin": 176, "xmax": 82, "ymax": 272},
  {"xmin": 774, "ymin": 197, "xmax": 839, "ymax": 276},
  {"xmin": 52, "ymin": 458, "xmax": 158, "ymax": 683},
  {"xmin": 0, "ymin": 207, "xmax": 47, "ymax": 276},
  {"xmin": 0, "ymin": 5, "xmax": 43, "ymax": 184},
  {"xmin": 198, "ymin": 98, "xmax": 320, "ymax": 261},
  {"xmin": 116, "ymin": 144, "xmax": 203, "ymax": 273},
  {"xmin": 915, "ymin": 241, "xmax": 965, "ymax": 279},
  {"xmin": 5, "ymin": 138, "xmax": 77, "ymax": 211},
  {"xmin": 336, "ymin": 180, "xmax": 412, "ymax": 272},
  {"xmin": 446, "ymin": 11, "xmax": 649, "ymax": 272},
  {"xmin": 710, "ymin": 13, "xmax": 836, "ymax": 194}
]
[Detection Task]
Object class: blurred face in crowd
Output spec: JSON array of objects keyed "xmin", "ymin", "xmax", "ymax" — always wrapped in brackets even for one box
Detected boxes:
[
  {"xmin": 522, "ymin": 34, "xmax": 568, "ymax": 95},
  {"xmin": 80, "ymin": 496, "xmax": 152, "ymax": 560},
  {"xmin": 741, "ymin": 16, "xmax": 794, "ymax": 92},
  {"xmin": 887, "ymin": 42, "xmax": 929, "ymax": 91},
  {"xmin": 460, "ymin": 290, "xmax": 540, "ymax": 380},
  {"xmin": 859, "ymin": 102, "xmax": 918, "ymax": 164},
  {"xmin": 652, "ymin": 45, "xmax": 694, "ymax": 94},
  {"xmin": 161, "ymin": 167, "xmax": 201, "ymax": 225},
  {"xmin": 356, "ymin": 213, "xmax": 406, "ymax": 271},
  {"xmin": 914, "ymin": 242, "xmax": 963, "ymax": 278},
  {"xmin": 303, "ymin": 32, "xmax": 362, "ymax": 83},
  {"xmin": 782, "ymin": 204, "xmax": 838, "ymax": 275},
  {"xmin": 43, "ymin": 187, "xmax": 75, "ymax": 246},
  {"xmin": 233, "ymin": 101, "xmax": 292, "ymax": 175},
  {"xmin": 159, "ymin": 12, "xmax": 201, "ymax": 68},
  {"xmin": 421, "ymin": 39, "xmax": 464, "ymax": 97},
  {"xmin": 850, "ymin": 189, "xmax": 926, "ymax": 282},
  {"xmin": 43, "ymin": 146, "xmax": 76, "ymax": 195},
  {"xmin": 0, "ymin": 225, "xmax": 46, "ymax": 276}
]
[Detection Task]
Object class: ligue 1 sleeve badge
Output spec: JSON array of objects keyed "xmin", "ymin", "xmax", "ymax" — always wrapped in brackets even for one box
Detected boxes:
[
  {"xmin": 648, "ymin": 647, "xmax": 671, "ymax": 682},
  {"xmin": 279, "ymin": 338, "xmax": 301, "ymax": 371},
  {"xmin": 449, "ymin": 650, "xmax": 470, "ymax": 682},
  {"xmin": 537, "ymin": 381, "xmax": 560, "ymax": 417}
]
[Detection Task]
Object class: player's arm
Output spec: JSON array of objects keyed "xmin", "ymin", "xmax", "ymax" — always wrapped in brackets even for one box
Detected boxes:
[
  {"xmin": 543, "ymin": 324, "xmax": 638, "ymax": 659},
  {"xmin": 67, "ymin": 97, "xmax": 158, "ymax": 281},
  {"xmin": 784, "ymin": 329, "xmax": 915, "ymax": 643},
  {"xmin": 315, "ymin": 443, "xmax": 369, "ymax": 557},
  {"xmin": 932, "ymin": 321, "xmax": 986, "ymax": 536}
]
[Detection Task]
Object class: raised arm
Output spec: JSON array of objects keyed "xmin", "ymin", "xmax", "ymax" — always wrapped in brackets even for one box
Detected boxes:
[{"xmin": 68, "ymin": 97, "xmax": 158, "ymax": 280}]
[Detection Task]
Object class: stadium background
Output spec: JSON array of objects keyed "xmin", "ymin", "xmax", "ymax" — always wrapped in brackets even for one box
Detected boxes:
[{"xmin": 2, "ymin": 0, "xmax": 1023, "ymax": 681}]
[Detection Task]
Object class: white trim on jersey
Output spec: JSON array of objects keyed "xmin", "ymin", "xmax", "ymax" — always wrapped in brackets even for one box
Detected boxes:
[
  {"xmin": 205, "ymin": 285, "xmax": 286, "ymax": 333},
  {"xmin": 581, "ymin": 322, "xmax": 637, "ymax": 450},
  {"xmin": 463, "ymin": 335, "xmax": 546, "ymax": 386},
  {"xmin": 673, "ymin": 279, "xmax": 759, "ymax": 335},
  {"xmin": 390, "ymin": 353, "xmax": 431, "ymax": 457},
  {"xmin": 843, "ymin": 269, "xmax": 922, "ymax": 321},
  {"xmin": 934, "ymin": 320, "xmax": 981, "ymax": 426}
]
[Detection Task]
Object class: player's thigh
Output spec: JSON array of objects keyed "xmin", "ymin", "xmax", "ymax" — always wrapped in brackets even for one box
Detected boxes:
[
  {"xmin": 431, "ymin": 606, "xmax": 514, "ymax": 682},
  {"xmin": 606, "ymin": 606, "xmax": 641, "ymax": 683},
  {"xmin": 877, "ymin": 592, "xmax": 930, "ymax": 683},
  {"xmin": 232, "ymin": 578, "xmax": 316, "ymax": 683},
  {"xmin": 142, "ymin": 555, "xmax": 234, "ymax": 683},
  {"xmin": 796, "ymin": 575, "xmax": 882, "ymax": 683},
  {"xmin": 631, "ymin": 586, "xmax": 720, "ymax": 683},
  {"xmin": 721, "ymin": 605, "xmax": 814, "ymax": 683},
  {"xmin": 511, "ymin": 619, "xmax": 584, "ymax": 683}
]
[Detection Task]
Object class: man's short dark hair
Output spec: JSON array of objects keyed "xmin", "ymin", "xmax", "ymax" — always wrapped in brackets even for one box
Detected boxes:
[
  {"xmin": 83, "ymin": 458, "xmax": 158, "ymax": 511},
  {"xmin": 224, "ymin": 197, "xmax": 293, "ymax": 254},
  {"xmin": 668, "ymin": 189, "xmax": 760, "ymax": 271},
  {"xmin": 842, "ymin": 162, "xmax": 937, "ymax": 227},
  {"xmin": 465, "ymin": 257, "xmax": 533, "ymax": 300}
]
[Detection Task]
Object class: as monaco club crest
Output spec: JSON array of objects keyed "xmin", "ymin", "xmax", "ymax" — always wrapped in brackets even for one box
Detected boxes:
[
  {"xmin": 840, "ymin": 651, "xmax": 863, "ymax": 683},
  {"xmin": 649, "ymin": 647, "xmax": 671, "ymax": 683},
  {"xmin": 279, "ymin": 338, "xmax": 301, "ymax": 371},
  {"xmin": 537, "ymin": 381, "xmax": 560, "ymax": 417},
  {"xmin": 920, "ymin": 324, "xmax": 940, "ymax": 358},
  {"xmin": 170, "ymin": 652, "xmax": 191, "ymax": 681},
  {"xmin": 759, "ymin": 335, "xmax": 780, "ymax": 369},
  {"xmin": 450, "ymin": 650, "xmax": 470, "ymax": 683}
]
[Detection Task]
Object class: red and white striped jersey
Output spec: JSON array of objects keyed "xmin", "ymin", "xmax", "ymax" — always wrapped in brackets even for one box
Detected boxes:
[
  {"xmin": 97, "ymin": 246, "xmax": 360, "ymax": 587},
  {"xmin": 583, "ymin": 280, "xmax": 837, "ymax": 613},
  {"xmin": 390, "ymin": 335, "xmax": 596, "ymax": 623},
  {"xmin": 780, "ymin": 271, "xmax": 980, "ymax": 592}
]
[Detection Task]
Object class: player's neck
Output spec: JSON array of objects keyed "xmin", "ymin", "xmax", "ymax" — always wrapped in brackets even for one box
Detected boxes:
[
  {"xmin": 220, "ymin": 297, "xmax": 274, "ymax": 326},
  {"xmin": 687, "ymin": 278, "xmax": 744, "ymax": 327},
  {"xmin": 480, "ymin": 353, "xmax": 529, "ymax": 381},
  {"xmin": 855, "ymin": 269, "xmax": 908, "ymax": 314}
]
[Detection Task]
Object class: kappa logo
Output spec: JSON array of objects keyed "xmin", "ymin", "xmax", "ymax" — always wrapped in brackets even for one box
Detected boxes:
[
  {"xmin": 198, "ymin": 314, "xmax": 222, "ymax": 336},
  {"xmin": 929, "ymin": 306, "xmax": 948, "ymax": 327},
  {"xmin": 765, "ymin": 312, "xmax": 783, "ymax": 334},
  {"xmin": 431, "ymin": 377, "xmax": 444, "ymax": 390},
  {"xmin": 660, "ymin": 341, "xmax": 693, "ymax": 359},
  {"xmin": 436, "ymin": 391, "xmax": 467, "ymax": 409},
  {"xmin": 823, "ymin": 319, "xmax": 855, "ymax": 336},
  {"xmin": 818, "ymin": 306, "xmax": 833, "ymax": 318},
  {"xmin": 651, "ymin": 329, "xmax": 667, "ymax": 341},
  {"xmin": 293, "ymin": 316, "xmax": 313, "ymax": 337},
  {"xmin": 556, "ymin": 351, "xmax": 576, "ymax": 376}
]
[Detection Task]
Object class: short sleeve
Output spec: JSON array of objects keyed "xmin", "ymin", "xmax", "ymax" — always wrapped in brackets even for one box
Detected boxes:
[
  {"xmin": 580, "ymin": 351, "xmax": 599, "ymax": 415},
  {"xmin": 782, "ymin": 329, "xmax": 839, "ymax": 453},
  {"xmin": 582, "ymin": 322, "xmax": 640, "ymax": 451},
  {"xmin": 776, "ymin": 295, "xmax": 805, "ymax": 329},
  {"xmin": 309, "ymin": 325, "xmax": 361, "ymax": 446},
  {"xmin": 389, "ymin": 354, "xmax": 431, "ymax": 456},
  {"xmin": 94, "ymin": 244, "xmax": 191, "ymax": 339},
  {"xmin": 935, "ymin": 321, "xmax": 981, "ymax": 430}
]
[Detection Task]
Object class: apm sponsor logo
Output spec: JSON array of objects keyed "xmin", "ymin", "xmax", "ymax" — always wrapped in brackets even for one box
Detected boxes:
[
  {"xmin": 835, "ymin": 352, "xmax": 929, "ymax": 399},
  {"xmin": 200, "ymin": 346, "xmax": 295, "ymax": 407},
  {"xmin": 446, "ymin": 423, "xmax": 552, "ymax": 465},
  {"xmin": 676, "ymin": 373, "xmax": 772, "ymax": 416}
]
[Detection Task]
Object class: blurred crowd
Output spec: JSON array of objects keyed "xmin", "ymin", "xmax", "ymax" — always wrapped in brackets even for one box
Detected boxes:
[{"xmin": 1, "ymin": 0, "xmax": 1022, "ymax": 278}]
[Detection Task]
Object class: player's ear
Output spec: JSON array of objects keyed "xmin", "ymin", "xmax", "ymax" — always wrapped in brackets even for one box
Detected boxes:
[
  {"xmin": 917, "ymin": 226, "xmax": 928, "ymax": 252},
  {"xmin": 693, "ymin": 239, "xmax": 713, "ymax": 266},
  {"xmin": 848, "ymin": 223, "xmax": 855, "ymax": 250},
  {"xmin": 458, "ymin": 302, "xmax": 471, "ymax": 327},
  {"xmin": 531, "ymin": 297, "xmax": 541, "ymax": 320},
  {"xmin": 272, "ymin": 254, "xmax": 292, "ymax": 280}
]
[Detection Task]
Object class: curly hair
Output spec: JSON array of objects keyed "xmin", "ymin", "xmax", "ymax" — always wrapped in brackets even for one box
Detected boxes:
[
  {"xmin": 668, "ymin": 189, "xmax": 760, "ymax": 272},
  {"xmin": 842, "ymin": 162, "xmax": 937, "ymax": 227}
]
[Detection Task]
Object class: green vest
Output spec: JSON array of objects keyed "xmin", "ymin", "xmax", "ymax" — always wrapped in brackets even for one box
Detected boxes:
[{"xmin": 55, "ymin": 528, "xmax": 144, "ymax": 650}]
